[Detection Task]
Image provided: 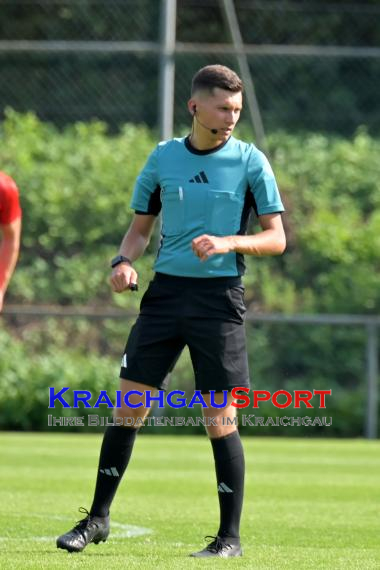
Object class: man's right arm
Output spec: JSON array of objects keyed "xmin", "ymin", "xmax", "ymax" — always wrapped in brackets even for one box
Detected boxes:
[
  {"xmin": 110, "ymin": 213, "xmax": 157, "ymax": 293},
  {"xmin": 0, "ymin": 217, "xmax": 22, "ymax": 311},
  {"xmin": 111, "ymin": 144, "xmax": 161, "ymax": 293}
]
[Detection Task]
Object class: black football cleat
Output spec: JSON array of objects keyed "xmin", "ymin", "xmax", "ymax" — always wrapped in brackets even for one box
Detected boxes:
[
  {"xmin": 56, "ymin": 507, "xmax": 110, "ymax": 553},
  {"xmin": 190, "ymin": 535, "xmax": 243, "ymax": 558}
]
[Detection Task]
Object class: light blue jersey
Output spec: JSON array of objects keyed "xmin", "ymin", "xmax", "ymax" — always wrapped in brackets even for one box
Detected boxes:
[{"xmin": 131, "ymin": 136, "xmax": 284, "ymax": 277}]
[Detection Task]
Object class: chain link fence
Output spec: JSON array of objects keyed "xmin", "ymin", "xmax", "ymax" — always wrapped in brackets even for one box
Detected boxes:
[{"xmin": 0, "ymin": 0, "xmax": 379, "ymax": 134}]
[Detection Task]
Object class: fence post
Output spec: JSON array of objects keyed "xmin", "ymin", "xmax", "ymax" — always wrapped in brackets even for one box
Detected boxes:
[
  {"xmin": 159, "ymin": 0, "xmax": 177, "ymax": 141},
  {"xmin": 220, "ymin": 0, "xmax": 267, "ymax": 153},
  {"xmin": 365, "ymin": 323, "xmax": 379, "ymax": 439}
]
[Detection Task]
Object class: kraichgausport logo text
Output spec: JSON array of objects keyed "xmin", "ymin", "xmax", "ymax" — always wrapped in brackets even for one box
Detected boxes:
[{"xmin": 48, "ymin": 387, "xmax": 332, "ymax": 409}]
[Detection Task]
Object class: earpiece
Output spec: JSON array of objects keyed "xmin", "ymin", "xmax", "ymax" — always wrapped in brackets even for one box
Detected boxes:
[{"xmin": 191, "ymin": 104, "xmax": 219, "ymax": 135}]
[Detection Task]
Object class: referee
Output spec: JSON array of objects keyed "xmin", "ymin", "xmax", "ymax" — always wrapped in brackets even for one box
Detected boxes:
[{"xmin": 57, "ymin": 64, "xmax": 286, "ymax": 558}]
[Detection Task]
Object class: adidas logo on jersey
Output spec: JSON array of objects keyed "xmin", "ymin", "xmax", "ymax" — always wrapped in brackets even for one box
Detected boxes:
[{"xmin": 189, "ymin": 171, "xmax": 209, "ymax": 184}]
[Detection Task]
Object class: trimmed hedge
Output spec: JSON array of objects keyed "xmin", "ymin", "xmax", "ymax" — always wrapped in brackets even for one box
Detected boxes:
[{"xmin": 0, "ymin": 111, "xmax": 379, "ymax": 435}]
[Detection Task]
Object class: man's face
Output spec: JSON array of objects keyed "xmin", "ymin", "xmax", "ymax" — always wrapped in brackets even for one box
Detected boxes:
[{"xmin": 190, "ymin": 87, "xmax": 243, "ymax": 140}]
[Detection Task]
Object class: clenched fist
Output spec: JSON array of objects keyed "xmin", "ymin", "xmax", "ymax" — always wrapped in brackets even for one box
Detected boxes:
[{"xmin": 110, "ymin": 263, "xmax": 138, "ymax": 293}]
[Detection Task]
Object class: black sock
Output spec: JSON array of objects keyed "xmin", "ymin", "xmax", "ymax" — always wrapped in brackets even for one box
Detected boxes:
[
  {"xmin": 211, "ymin": 431, "xmax": 245, "ymax": 539},
  {"xmin": 90, "ymin": 425, "xmax": 138, "ymax": 517}
]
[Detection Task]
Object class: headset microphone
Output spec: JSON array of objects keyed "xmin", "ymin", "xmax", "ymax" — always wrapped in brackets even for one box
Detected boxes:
[{"xmin": 193, "ymin": 106, "xmax": 219, "ymax": 135}]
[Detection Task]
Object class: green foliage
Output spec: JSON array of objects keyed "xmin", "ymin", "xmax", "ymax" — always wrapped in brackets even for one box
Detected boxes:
[
  {"xmin": 0, "ymin": 112, "xmax": 379, "ymax": 435},
  {"xmin": 1, "ymin": 3, "xmax": 379, "ymax": 134},
  {"xmin": 0, "ymin": 325, "xmax": 367, "ymax": 437},
  {"xmin": 0, "ymin": 1, "xmax": 159, "ymax": 41},
  {"xmin": 0, "ymin": 328, "xmax": 116, "ymax": 431},
  {"xmin": 1, "ymin": 111, "xmax": 379, "ymax": 314},
  {"xmin": 1, "ymin": 109, "xmax": 157, "ymax": 307},
  {"xmin": 265, "ymin": 129, "xmax": 380, "ymax": 314}
]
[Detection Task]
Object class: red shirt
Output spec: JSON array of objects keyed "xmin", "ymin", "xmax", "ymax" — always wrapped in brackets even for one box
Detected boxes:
[{"xmin": 0, "ymin": 171, "xmax": 22, "ymax": 224}]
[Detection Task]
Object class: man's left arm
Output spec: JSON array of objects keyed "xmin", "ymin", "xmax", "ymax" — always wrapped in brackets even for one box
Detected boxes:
[
  {"xmin": 192, "ymin": 213, "xmax": 286, "ymax": 261},
  {"xmin": 0, "ymin": 217, "xmax": 22, "ymax": 311}
]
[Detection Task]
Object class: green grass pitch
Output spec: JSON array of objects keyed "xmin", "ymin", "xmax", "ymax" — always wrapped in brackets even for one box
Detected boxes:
[{"xmin": 1, "ymin": 433, "xmax": 379, "ymax": 569}]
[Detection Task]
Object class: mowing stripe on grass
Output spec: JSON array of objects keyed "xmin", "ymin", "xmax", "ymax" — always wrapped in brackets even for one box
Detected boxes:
[{"xmin": 0, "ymin": 514, "xmax": 152, "ymax": 543}]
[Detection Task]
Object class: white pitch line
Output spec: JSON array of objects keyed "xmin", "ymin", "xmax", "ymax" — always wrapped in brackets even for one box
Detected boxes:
[
  {"xmin": 109, "ymin": 521, "xmax": 153, "ymax": 539},
  {"xmin": 0, "ymin": 514, "xmax": 153, "ymax": 543}
]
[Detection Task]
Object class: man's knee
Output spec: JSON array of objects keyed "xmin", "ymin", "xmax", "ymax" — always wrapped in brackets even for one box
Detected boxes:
[
  {"xmin": 206, "ymin": 421, "xmax": 238, "ymax": 439},
  {"xmin": 114, "ymin": 378, "xmax": 155, "ymax": 423},
  {"xmin": 202, "ymin": 392, "xmax": 238, "ymax": 438}
]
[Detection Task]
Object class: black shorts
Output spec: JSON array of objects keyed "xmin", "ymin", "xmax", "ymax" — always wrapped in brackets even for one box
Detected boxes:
[{"xmin": 119, "ymin": 272, "xmax": 250, "ymax": 392}]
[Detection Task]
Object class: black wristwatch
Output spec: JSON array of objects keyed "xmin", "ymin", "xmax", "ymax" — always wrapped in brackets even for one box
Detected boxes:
[{"xmin": 111, "ymin": 255, "xmax": 132, "ymax": 268}]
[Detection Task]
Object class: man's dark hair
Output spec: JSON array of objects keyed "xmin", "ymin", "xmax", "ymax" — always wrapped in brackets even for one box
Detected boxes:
[{"xmin": 191, "ymin": 65, "xmax": 243, "ymax": 95}]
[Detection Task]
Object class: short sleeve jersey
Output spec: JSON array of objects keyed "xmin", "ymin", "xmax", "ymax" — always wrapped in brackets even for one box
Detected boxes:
[
  {"xmin": 0, "ymin": 172, "xmax": 22, "ymax": 225},
  {"xmin": 131, "ymin": 136, "xmax": 284, "ymax": 278}
]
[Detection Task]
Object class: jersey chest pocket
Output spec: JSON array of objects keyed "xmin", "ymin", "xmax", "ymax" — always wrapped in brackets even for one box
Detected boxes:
[
  {"xmin": 205, "ymin": 189, "xmax": 241, "ymax": 236},
  {"xmin": 161, "ymin": 187, "xmax": 185, "ymax": 236}
]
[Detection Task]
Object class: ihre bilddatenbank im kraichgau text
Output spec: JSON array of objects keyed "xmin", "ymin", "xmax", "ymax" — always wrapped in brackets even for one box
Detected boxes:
[{"xmin": 47, "ymin": 387, "xmax": 333, "ymax": 428}]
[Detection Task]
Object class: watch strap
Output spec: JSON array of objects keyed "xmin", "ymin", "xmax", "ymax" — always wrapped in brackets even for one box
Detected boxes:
[{"xmin": 111, "ymin": 255, "xmax": 132, "ymax": 268}]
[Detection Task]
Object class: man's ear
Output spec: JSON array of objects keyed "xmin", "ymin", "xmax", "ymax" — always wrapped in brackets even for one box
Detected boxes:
[{"xmin": 188, "ymin": 99, "xmax": 197, "ymax": 115}]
